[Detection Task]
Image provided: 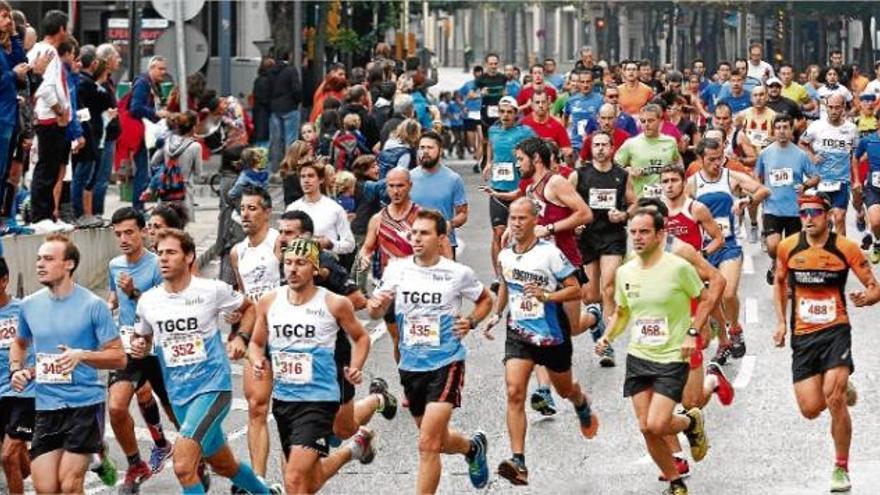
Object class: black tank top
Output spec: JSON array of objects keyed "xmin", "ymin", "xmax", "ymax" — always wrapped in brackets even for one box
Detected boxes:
[{"xmin": 575, "ymin": 164, "xmax": 629, "ymax": 235}]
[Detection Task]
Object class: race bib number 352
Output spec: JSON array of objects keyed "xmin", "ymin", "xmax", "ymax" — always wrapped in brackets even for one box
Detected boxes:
[
  {"xmin": 164, "ymin": 333, "xmax": 207, "ymax": 367},
  {"xmin": 36, "ymin": 353, "xmax": 72, "ymax": 384},
  {"xmin": 405, "ymin": 315, "xmax": 441, "ymax": 347},
  {"xmin": 273, "ymin": 352, "xmax": 313, "ymax": 384}
]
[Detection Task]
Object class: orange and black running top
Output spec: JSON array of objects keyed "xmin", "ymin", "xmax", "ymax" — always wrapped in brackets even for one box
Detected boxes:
[{"xmin": 777, "ymin": 232, "xmax": 870, "ymax": 335}]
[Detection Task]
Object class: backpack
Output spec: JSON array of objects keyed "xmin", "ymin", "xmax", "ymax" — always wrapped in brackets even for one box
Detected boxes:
[
  {"xmin": 331, "ymin": 131, "xmax": 363, "ymax": 171},
  {"xmin": 156, "ymin": 144, "xmax": 193, "ymax": 201},
  {"xmin": 377, "ymin": 145, "xmax": 415, "ymax": 179}
]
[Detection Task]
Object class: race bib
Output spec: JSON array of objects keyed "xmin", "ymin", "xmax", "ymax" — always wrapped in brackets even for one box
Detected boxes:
[
  {"xmin": 576, "ymin": 119, "xmax": 588, "ymax": 137},
  {"xmin": 716, "ymin": 217, "xmax": 732, "ymax": 238},
  {"xmin": 643, "ymin": 184, "xmax": 663, "ymax": 198},
  {"xmin": 798, "ymin": 298, "xmax": 836, "ymax": 324},
  {"xmin": 818, "ymin": 181, "xmax": 841, "ymax": 192},
  {"xmin": 404, "ymin": 315, "xmax": 441, "ymax": 347},
  {"xmin": 589, "ymin": 188, "xmax": 617, "ymax": 210},
  {"xmin": 769, "ymin": 168, "xmax": 793, "ymax": 187},
  {"xmin": 76, "ymin": 108, "xmax": 91, "ymax": 122},
  {"xmin": 467, "ymin": 110, "xmax": 481, "ymax": 120},
  {"xmin": 871, "ymin": 171, "xmax": 880, "ymax": 188},
  {"xmin": 748, "ymin": 130, "xmax": 769, "ymax": 147},
  {"xmin": 492, "ymin": 162, "xmax": 515, "ymax": 182},
  {"xmin": 0, "ymin": 316, "xmax": 18, "ymax": 349},
  {"xmin": 164, "ymin": 333, "xmax": 207, "ymax": 367},
  {"xmin": 487, "ymin": 105, "xmax": 499, "ymax": 118},
  {"xmin": 245, "ymin": 284, "xmax": 274, "ymax": 303},
  {"xmin": 634, "ymin": 317, "xmax": 669, "ymax": 346},
  {"xmin": 510, "ymin": 294, "xmax": 545, "ymax": 321},
  {"xmin": 273, "ymin": 352, "xmax": 313, "ymax": 384},
  {"xmin": 119, "ymin": 325, "xmax": 135, "ymax": 354},
  {"xmin": 36, "ymin": 353, "xmax": 72, "ymax": 384}
]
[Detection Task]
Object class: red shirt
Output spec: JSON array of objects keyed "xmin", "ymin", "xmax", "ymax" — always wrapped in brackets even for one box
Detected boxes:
[
  {"xmin": 579, "ymin": 128, "xmax": 631, "ymax": 162},
  {"xmin": 517, "ymin": 85, "xmax": 558, "ymax": 116},
  {"xmin": 522, "ymin": 114, "xmax": 571, "ymax": 148}
]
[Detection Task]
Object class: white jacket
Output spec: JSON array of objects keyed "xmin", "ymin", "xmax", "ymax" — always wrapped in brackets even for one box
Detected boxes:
[{"xmin": 28, "ymin": 41, "xmax": 69, "ymax": 122}]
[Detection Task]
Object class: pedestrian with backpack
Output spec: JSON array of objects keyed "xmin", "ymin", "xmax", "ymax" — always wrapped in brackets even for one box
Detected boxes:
[
  {"xmin": 331, "ymin": 113, "xmax": 370, "ymax": 171},
  {"xmin": 142, "ymin": 111, "xmax": 202, "ymax": 220}
]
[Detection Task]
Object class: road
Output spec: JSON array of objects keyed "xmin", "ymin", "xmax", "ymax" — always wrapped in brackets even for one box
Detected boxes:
[{"xmin": 12, "ymin": 159, "xmax": 880, "ymax": 495}]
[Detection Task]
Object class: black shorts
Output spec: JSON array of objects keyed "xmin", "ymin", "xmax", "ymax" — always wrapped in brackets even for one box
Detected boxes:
[
  {"xmin": 504, "ymin": 333, "xmax": 572, "ymax": 373},
  {"xmin": 762, "ymin": 214, "xmax": 802, "ymax": 238},
  {"xmin": 0, "ymin": 396, "xmax": 35, "ymax": 441},
  {"xmin": 399, "ymin": 360, "xmax": 465, "ymax": 418},
  {"xmin": 464, "ymin": 119, "xmax": 481, "ymax": 132},
  {"xmin": 623, "ymin": 354, "xmax": 689, "ymax": 403},
  {"xmin": 489, "ymin": 195, "xmax": 511, "ymax": 228},
  {"xmin": 578, "ymin": 231, "xmax": 627, "ymax": 265},
  {"xmin": 864, "ymin": 186, "xmax": 880, "ymax": 208},
  {"xmin": 791, "ymin": 324, "xmax": 854, "ymax": 383},
  {"xmin": 108, "ymin": 355, "xmax": 172, "ymax": 409},
  {"xmin": 31, "ymin": 403, "xmax": 105, "ymax": 459},
  {"xmin": 273, "ymin": 399, "xmax": 339, "ymax": 458}
]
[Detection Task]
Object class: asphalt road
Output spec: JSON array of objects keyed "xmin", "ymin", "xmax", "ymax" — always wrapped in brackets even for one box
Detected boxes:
[{"xmin": 11, "ymin": 159, "xmax": 880, "ymax": 495}]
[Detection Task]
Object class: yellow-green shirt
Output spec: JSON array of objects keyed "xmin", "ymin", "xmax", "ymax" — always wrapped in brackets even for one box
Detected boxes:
[{"xmin": 782, "ymin": 82, "xmax": 811, "ymax": 106}]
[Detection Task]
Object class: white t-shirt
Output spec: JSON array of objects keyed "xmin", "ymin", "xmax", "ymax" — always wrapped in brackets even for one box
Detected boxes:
[
  {"xmin": 746, "ymin": 60, "xmax": 775, "ymax": 82},
  {"xmin": 817, "ymin": 85, "xmax": 853, "ymax": 120},
  {"xmin": 285, "ymin": 195, "xmax": 355, "ymax": 255}
]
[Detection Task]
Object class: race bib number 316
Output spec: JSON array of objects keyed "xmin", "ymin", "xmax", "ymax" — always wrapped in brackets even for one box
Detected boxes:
[{"xmin": 273, "ymin": 352, "xmax": 313, "ymax": 384}]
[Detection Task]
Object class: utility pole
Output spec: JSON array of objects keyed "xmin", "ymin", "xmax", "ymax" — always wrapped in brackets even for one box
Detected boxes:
[{"xmin": 173, "ymin": 0, "xmax": 188, "ymax": 110}]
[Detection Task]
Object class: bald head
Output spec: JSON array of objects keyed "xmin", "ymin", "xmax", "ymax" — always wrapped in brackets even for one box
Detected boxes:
[
  {"xmin": 510, "ymin": 197, "xmax": 539, "ymax": 217},
  {"xmin": 825, "ymin": 93, "xmax": 846, "ymax": 123},
  {"xmin": 597, "ymin": 103, "xmax": 617, "ymax": 132},
  {"xmin": 385, "ymin": 167, "xmax": 412, "ymax": 205},
  {"xmin": 386, "ymin": 167, "xmax": 411, "ymax": 183},
  {"xmin": 509, "ymin": 197, "xmax": 540, "ymax": 242}
]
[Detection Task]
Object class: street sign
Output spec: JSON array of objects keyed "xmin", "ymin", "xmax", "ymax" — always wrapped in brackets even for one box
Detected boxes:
[
  {"xmin": 153, "ymin": 24, "xmax": 209, "ymax": 78},
  {"xmin": 151, "ymin": 0, "xmax": 205, "ymax": 22}
]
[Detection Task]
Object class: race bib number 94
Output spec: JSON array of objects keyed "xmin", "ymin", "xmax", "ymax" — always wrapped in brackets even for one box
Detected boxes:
[
  {"xmin": 273, "ymin": 352, "xmax": 313, "ymax": 384},
  {"xmin": 36, "ymin": 353, "xmax": 72, "ymax": 384},
  {"xmin": 589, "ymin": 189, "xmax": 617, "ymax": 210},
  {"xmin": 634, "ymin": 317, "xmax": 669, "ymax": 346},
  {"xmin": 405, "ymin": 315, "xmax": 441, "ymax": 347},
  {"xmin": 164, "ymin": 333, "xmax": 207, "ymax": 367}
]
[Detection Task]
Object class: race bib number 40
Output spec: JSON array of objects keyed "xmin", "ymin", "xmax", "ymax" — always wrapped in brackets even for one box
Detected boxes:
[
  {"xmin": 273, "ymin": 352, "xmax": 313, "ymax": 384},
  {"xmin": 164, "ymin": 333, "xmax": 207, "ymax": 367},
  {"xmin": 36, "ymin": 353, "xmax": 72, "ymax": 384},
  {"xmin": 510, "ymin": 294, "xmax": 545, "ymax": 321},
  {"xmin": 769, "ymin": 168, "xmax": 793, "ymax": 187},
  {"xmin": 492, "ymin": 162, "xmax": 515, "ymax": 182},
  {"xmin": 589, "ymin": 188, "xmax": 617, "ymax": 210},
  {"xmin": 0, "ymin": 316, "xmax": 18, "ymax": 349},
  {"xmin": 634, "ymin": 317, "xmax": 669, "ymax": 346},
  {"xmin": 798, "ymin": 298, "xmax": 836, "ymax": 325},
  {"xmin": 404, "ymin": 315, "xmax": 441, "ymax": 347}
]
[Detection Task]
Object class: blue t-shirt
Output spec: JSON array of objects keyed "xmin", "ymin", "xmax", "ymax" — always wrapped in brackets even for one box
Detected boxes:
[
  {"xmin": 446, "ymin": 101, "xmax": 464, "ymax": 127},
  {"xmin": 700, "ymin": 81, "xmax": 724, "ymax": 113},
  {"xmin": 564, "ymin": 92, "xmax": 604, "ymax": 150},
  {"xmin": 488, "ymin": 123, "xmax": 535, "ymax": 191},
  {"xmin": 0, "ymin": 299, "xmax": 34, "ymax": 398},
  {"xmin": 547, "ymin": 73, "xmax": 565, "ymax": 91},
  {"xmin": 755, "ymin": 142, "xmax": 815, "ymax": 217},
  {"xmin": 855, "ymin": 133, "xmax": 880, "ymax": 190},
  {"xmin": 109, "ymin": 251, "xmax": 163, "ymax": 329},
  {"xmin": 719, "ymin": 91, "xmax": 753, "ymax": 114},
  {"xmin": 584, "ymin": 113, "xmax": 638, "ymax": 137},
  {"xmin": 18, "ymin": 286, "xmax": 119, "ymax": 411},
  {"xmin": 410, "ymin": 165, "xmax": 468, "ymax": 246},
  {"xmin": 506, "ymin": 80, "xmax": 522, "ymax": 98},
  {"xmin": 459, "ymin": 80, "xmax": 482, "ymax": 114}
]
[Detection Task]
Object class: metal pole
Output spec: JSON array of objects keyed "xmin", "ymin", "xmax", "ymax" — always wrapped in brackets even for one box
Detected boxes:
[
  {"xmin": 173, "ymin": 0, "xmax": 188, "ymax": 110},
  {"xmin": 423, "ymin": 0, "xmax": 429, "ymax": 53},
  {"xmin": 293, "ymin": 0, "xmax": 302, "ymax": 67},
  {"xmin": 403, "ymin": 0, "xmax": 410, "ymax": 56},
  {"xmin": 220, "ymin": 0, "xmax": 231, "ymax": 96},
  {"xmin": 128, "ymin": 0, "xmax": 139, "ymax": 80}
]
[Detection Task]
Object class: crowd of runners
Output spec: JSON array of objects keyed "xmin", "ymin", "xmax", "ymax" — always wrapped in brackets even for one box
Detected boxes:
[{"xmin": 2, "ymin": 5, "xmax": 880, "ymax": 495}]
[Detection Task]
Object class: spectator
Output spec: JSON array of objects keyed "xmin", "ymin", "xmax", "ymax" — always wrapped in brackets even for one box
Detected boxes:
[
  {"xmin": 228, "ymin": 147, "xmax": 269, "ymax": 204},
  {"xmin": 269, "ymin": 50, "xmax": 302, "ymax": 167},
  {"xmin": 330, "ymin": 112, "xmax": 369, "ymax": 171},
  {"xmin": 379, "ymin": 93, "xmax": 414, "ymax": 146},
  {"xmin": 309, "ymin": 63, "xmax": 347, "ymax": 122},
  {"xmin": 340, "ymin": 85, "xmax": 379, "ymax": 149},
  {"xmin": 251, "ymin": 55, "xmax": 274, "ymax": 154},
  {"xmin": 91, "ymin": 43, "xmax": 121, "ymax": 220},
  {"xmin": 279, "ymin": 139, "xmax": 314, "ymax": 206},
  {"xmin": 368, "ymin": 80, "xmax": 396, "ymax": 143},
  {"xmin": 285, "ymin": 159, "xmax": 356, "ymax": 258},
  {"xmin": 378, "ymin": 118, "xmax": 421, "ymax": 179},
  {"xmin": 144, "ymin": 111, "xmax": 202, "ymax": 219}
]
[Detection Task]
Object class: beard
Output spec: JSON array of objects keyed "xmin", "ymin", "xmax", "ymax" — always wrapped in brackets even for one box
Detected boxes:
[{"xmin": 419, "ymin": 154, "xmax": 440, "ymax": 169}]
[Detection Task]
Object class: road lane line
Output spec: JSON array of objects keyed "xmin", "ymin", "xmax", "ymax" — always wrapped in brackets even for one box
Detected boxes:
[
  {"xmin": 742, "ymin": 252, "xmax": 754, "ymax": 275},
  {"xmin": 745, "ymin": 298, "xmax": 758, "ymax": 324},
  {"xmin": 733, "ymin": 355, "xmax": 757, "ymax": 389},
  {"xmin": 370, "ymin": 321, "xmax": 387, "ymax": 343}
]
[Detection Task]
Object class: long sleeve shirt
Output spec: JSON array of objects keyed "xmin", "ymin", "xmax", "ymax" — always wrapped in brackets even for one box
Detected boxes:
[
  {"xmin": 28, "ymin": 41, "xmax": 69, "ymax": 122},
  {"xmin": 284, "ymin": 195, "xmax": 355, "ymax": 255},
  {"xmin": 129, "ymin": 75, "xmax": 159, "ymax": 123}
]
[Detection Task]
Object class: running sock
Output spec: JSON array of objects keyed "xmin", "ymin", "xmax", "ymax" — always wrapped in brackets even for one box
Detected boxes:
[
  {"xmin": 139, "ymin": 397, "xmax": 168, "ymax": 448},
  {"xmin": 127, "ymin": 453, "xmax": 142, "ymax": 467},
  {"xmin": 670, "ymin": 477, "xmax": 687, "ymax": 489},
  {"xmin": 836, "ymin": 456, "xmax": 849, "ymax": 472},
  {"xmin": 466, "ymin": 439, "xmax": 478, "ymax": 460},
  {"xmin": 230, "ymin": 463, "xmax": 269, "ymax": 494},
  {"xmin": 512, "ymin": 453, "xmax": 525, "ymax": 464},
  {"xmin": 374, "ymin": 393, "xmax": 386, "ymax": 413},
  {"xmin": 672, "ymin": 451, "xmax": 685, "ymax": 460},
  {"xmin": 349, "ymin": 436, "xmax": 366, "ymax": 460},
  {"xmin": 182, "ymin": 482, "xmax": 206, "ymax": 494}
]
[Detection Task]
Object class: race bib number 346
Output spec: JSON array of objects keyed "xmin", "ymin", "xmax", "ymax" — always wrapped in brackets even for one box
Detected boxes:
[
  {"xmin": 164, "ymin": 333, "xmax": 207, "ymax": 367},
  {"xmin": 273, "ymin": 352, "xmax": 313, "ymax": 384},
  {"xmin": 36, "ymin": 353, "xmax": 72, "ymax": 384}
]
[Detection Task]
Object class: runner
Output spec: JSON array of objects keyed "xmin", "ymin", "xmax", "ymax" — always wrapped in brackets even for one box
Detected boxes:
[
  {"xmin": 0, "ymin": 257, "xmax": 33, "ymax": 495},
  {"xmin": 799, "ymin": 94, "xmax": 859, "ymax": 235},
  {"xmin": 475, "ymin": 53, "xmax": 507, "ymax": 173},
  {"xmin": 570, "ymin": 131, "xmax": 636, "ymax": 367},
  {"xmin": 755, "ymin": 115, "xmax": 819, "ymax": 283},
  {"xmin": 578, "ymin": 103, "xmax": 631, "ymax": 163},
  {"xmin": 485, "ymin": 198, "xmax": 599, "ymax": 486},
  {"xmin": 738, "ymin": 84, "xmax": 777, "ymax": 243},
  {"xmin": 687, "ymin": 138, "xmax": 769, "ymax": 359},
  {"xmin": 482, "ymin": 96, "xmax": 535, "ymax": 290},
  {"xmin": 595, "ymin": 208, "xmax": 711, "ymax": 495},
  {"xmin": 106, "ymin": 207, "xmax": 175, "ymax": 493},
  {"xmin": 712, "ymin": 103, "xmax": 758, "ymax": 168},
  {"xmin": 521, "ymin": 89, "xmax": 571, "ymax": 153},
  {"xmin": 133, "ymin": 228, "xmax": 276, "ymax": 494},
  {"xmin": 773, "ymin": 192, "xmax": 880, "ymax": 493},
  {"xmin": 614, "ymin": 103, "xmax": 682, "ymax": 198},
  {"xmin": 853, "ymin": 122, "xmax": 880, "ymax": 263},
  {"xmin": 228, "ymin": 186, "xmax": 280, "ymax": 486},
  {"xmin": 248, "ymin": 238, "xmax": 376, "ymax": 493},
  {"xmin": 9, "ymin": 233, "xmax": 126, "ymax": 494},
  {"xmin": 367, "ymin": 209, "xmax": 493, "ymax": 494},
  {"xmin": 563, "ymin": 69, "xmax": 603, "ymax": 156}
]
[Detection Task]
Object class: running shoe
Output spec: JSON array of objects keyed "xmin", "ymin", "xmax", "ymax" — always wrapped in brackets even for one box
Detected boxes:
[
  {"xmin": 748, "ymin": 224, "xmax": 759, "ymax": 244},
  {"xmin": 268, "ymin": 482, "xmax": 284, "ymax": 495},
  {"xmin": 766, "ymin": 260, "xmax": 776, "ymax": 285},
  {"xmin": 489, "ymin": 279, "xmax": 500, "ymax": 294},
  {"xmin": 587, "ymin": 304, "xmax": 605, "ymax": 342},
  {"xmin": 369, "ymin": 377, "xmax": 399, "ymax": 420},
  {"xmin": 711, "ymin": 344, "xmax": 733, "ymax": 366},
  {"xmin": 529, "ymin": 387, "xmax": 557, "ymax": 416},
  {"xmin": 575, "ymin": 400, "xmax": 600, "ymax": 439},
  {"xmin": 861, "ymin": 233, "xmax": 874, "ymax": 251},
  {"xmin": 352, "ymin": 427, "xmax": 376, "ymax": 465},
  {"xmin": 856, "ymin": 214, "xmax": 866, "ymax": 232},
  {"xmin": 728, "ymin": 327, "xmax": 746, "ymax": 359},
  {"xmin": 148, "ymin": 443, "xmax": 173, "ymax": 475},
  {"xmin": 662, "ymin": 483, "xmax": 689, "ymax": 495},
  {"xmin": 198, "ymin": 460, "xmax": 211, "ymax": 492},
  {"xmin": 91, "ymin": 449, "xmax": 118, "ymax": 487},
  {"xmin": 870, "ymin": 246, "xmax": 880, "ymax": 265},
  {"xmin": 466, "ymin": 431, "xmax": 490, "ymax": 489},
  {"xmin": 846, "ymin": 380, "xmax": 858, "ymax": 407},
  {"xmin": 830, "ymin": 466, "xmax": 852, "ymax": 492},
  {"xmin": 683, "ymin": 408, "xmax": 709, "ymax": 462},
  {"xmin": 706, "ymin": 362, "xmax": 735, "ymax": 406},
  {"xmin": 118, "ymin": 461, "xmax": 152, "ymax": 494},
  {"xmin": 658, "ymin": 457, "xmax": 691, "ymax": 481},
  {"xmin": 497, "ymin": 457, "xmax": 529, "ymax": 486},
  {"xmin": 599, "ymin": 345, "xmax": 616, "ymax": 368}
]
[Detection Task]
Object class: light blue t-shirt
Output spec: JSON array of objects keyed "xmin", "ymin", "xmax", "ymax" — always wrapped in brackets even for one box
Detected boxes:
[
  {"xmin": 547, "ymin": 73, "xmax": 565, "ymax": 91},
  {"xmin": 0, "ymin": 299, "xmax": 34, "ymax": 398},
  {"xmin": 411, "ymin": 165, "xmax": 468, "ymax": 246},
  {"xmin": 505, "ymin": 80, "xmax": 521, "ymax": 98},
  {"xmin": 459, "ymin": 80, "xmax": 482, "ymax": 114},
  {"xmin": 488, "ymin": 123, "xmax": 535, "ymax": 191},
  {"xmin": 565, "ymin": 92, "xmax": 604, "ymax": 150},
  {"xmin": 755, "ymin": 142, "xmax": 815, "ymax": 217},
  {"xmin": 18, "ymin": 286, "xmax": 120, "ymax": 411},
  {"xmin": 855, "ymin": 133, "xmax": 880, "ymax": 190},
  {"xmin": 109, "ymin": 251, "xmax": 163, "ymax": 329},
  {"xmin": 719, "ymin": 90, "xmax": 752, "ymax": 114}
]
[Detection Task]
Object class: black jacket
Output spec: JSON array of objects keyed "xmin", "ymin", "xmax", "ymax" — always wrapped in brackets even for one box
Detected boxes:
[
  {"xmin": 252, "ymin": 67, "xmax": 274, "ymax": 142},
  {"xmin": 340, "ymin": 103, "xmax": 379, "ymax": 149},
  {"xmin": 74, "ymin": 70, "xmax": 114, "ymax": 162},
  {"xmin": 270, "ymin": 62, "xmax": 302, "ymax": 114},
  {"xmin": 379, "ymin": 113, "xmax": 407, "ymax": 146}
]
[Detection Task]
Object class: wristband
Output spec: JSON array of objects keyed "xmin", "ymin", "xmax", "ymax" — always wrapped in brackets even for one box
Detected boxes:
[{"xmin": 236, "ymin": 331, "xmax": 251, "ymax": 345}]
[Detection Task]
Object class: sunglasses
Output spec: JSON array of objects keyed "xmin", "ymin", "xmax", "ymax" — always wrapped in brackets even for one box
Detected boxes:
[
  {"xmin": 799, "ymin": 208, "xmax": 826, "ymax": 219},
  {"xmin": 606, "ymin": 94, "xmax": 619, "ymax": 99}
]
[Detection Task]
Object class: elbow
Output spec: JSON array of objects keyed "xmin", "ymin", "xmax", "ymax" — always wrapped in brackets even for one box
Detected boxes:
[
  {"xmin": 113, "ymin": 350, "xmax": 128, "ymax": 370},
  {"xmin": 578, "ymin": 209, "xmax": 592, "ymax": 227}
]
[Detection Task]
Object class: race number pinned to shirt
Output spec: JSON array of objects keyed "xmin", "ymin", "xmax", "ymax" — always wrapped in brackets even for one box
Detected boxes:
[
  {"xmin": 643, "ymin": 184, "xmax": 663, "ymax": 198},
  {"xmin": 36, "ymin": 353, "xmax": 72, "ymax": 384},
  {"xmin": 716, "ymin": 217, "xmax": 732, "ymax": 238},
  {"xmin": 119, "ymin": 325, "xmax": 136, "ymax": 354},
  {"xmin": 589, "ymin": 189, "xmax": 617, "ymax": 210},
  {"xmin": 273, "ymin": 352, "xmax": 314, "ymax": 384},
  {"xmin": 164, "ymin": 333, "xmax": 207, "ymax": 367},
  {"xmin": 818, "ymin": 181, "xmax": 841, "ymax": 192},
  {"xmin": 769, "ymin": 168, "xmax": 793, "ymax": 187},
  {"xmin": 798, "ymin": 298, "xmax": 836, "ymax": 325},
  {"xmin": 404, "ymin": 315, "xmax": 441, "ymax": 347},
  {"xmin": 0, "ymin": 316, "xmax": 18, "ymax": 349},
  {"xmin": 246, "ymin": 284, "xmax": 275, "ymax": 303},
  {"xmin": 510, "ymin": 294, "xmax": 545, "ymax": 321},
  {"xmin": 487, "ymin": 106, "xmax": 500, "ymax": 118},
  {"xmin": 467, "ymin": 110, "xmax": 481, "ymax": 120},
  {"xmin": 576, "ymin": 119, "xmax": 589, "ymax": 138},
  {"xmin": 871, "ymin": 171, "xmax": 880, "ymax": 188},
  {"xmin": 492, "ymin": 162, "xmax": 515, "ymax": 182},
  {"xmin": 634, "ymin": 317, "xmax": 669, "ymax": 346}
]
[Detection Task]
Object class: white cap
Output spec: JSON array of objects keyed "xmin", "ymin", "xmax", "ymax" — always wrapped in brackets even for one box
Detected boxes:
[
  {"xmin": 499, "ymin": 96, "xmax": 519, "ymax": 110},
  {"xmin": 766, "ymin": 76, "xmax": 782, "ymax": 87}
]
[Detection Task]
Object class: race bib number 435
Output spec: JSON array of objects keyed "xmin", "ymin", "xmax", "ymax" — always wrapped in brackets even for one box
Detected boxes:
[
  {"xmin": 36, "ymin": 353, "xmax": 72, "ymax": 384},
  {"xmin": 273, "ymin": 352, "xmax": 313, "ymax": 384},
  {"xmin": 164, "ymin": 333, "xmax": 207, "ymax": 367},
  {"xmin": 404, "ymin": 315, "xmax": 441, "ymax": 347}
]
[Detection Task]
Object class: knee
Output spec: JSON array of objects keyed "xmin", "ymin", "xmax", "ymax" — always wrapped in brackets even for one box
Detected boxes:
[
  {"xmin": 108, "ymin": 402, "xmax": 131, "ymax": 423},
  {"xmin": 0, "ymin": 444, "xmax": 17, "ymax": 469},
  {"xmin": 418, "ymin": 433, "xmax": 443, "ymax": 455},
  {"xmin": 60, "ymin": 474, "xmax": 85, "ymax": 494},
  {"xmin": 505, "ymin": 383, "xmax": 527, "ymax": 406},
  {"xmin": 247, "ymin": 396, "xmax": 269, "ymax": 420},
  {"xmin": 799, "ymin": 403, "xmax": 824, "ymax": 420},
  {"xmin": 645, "ymin": 417, "xmax": 668, "ymax": 436},
  {"xmin": 825, "ymin": 390, "xmax": 846, "ymax": 412},
  {"xmin": 333, "ymin": 418, "xmax": 358, "ymax": 440},
  {"xmin": 285, "ymin": 470, "xmax": 313, "ymax": 495}
]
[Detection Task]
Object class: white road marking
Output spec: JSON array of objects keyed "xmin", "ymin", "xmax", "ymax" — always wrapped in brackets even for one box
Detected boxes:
[
  {"xmin": 370, "ymin": 321, "xmax": 387, "ymax": 343},
  {"xmin": 103, "ymin": 424, "xmax": 179, "ymax": 444},
  {"xmin": 742, "ymin": 252, "xmax": 754, "ymax": 275},
  {"xmin": 745, "ymin": 297, "xmax": 759, "ymax": 324},
  {"xmin": 732, "ymin": 355, "xmax": 757, "ymax": 389}
]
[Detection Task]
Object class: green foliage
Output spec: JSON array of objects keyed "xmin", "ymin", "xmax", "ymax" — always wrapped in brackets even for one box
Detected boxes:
[{"xmin": 329, "ymin": 27, "xmax": 364, "ymax": 55}]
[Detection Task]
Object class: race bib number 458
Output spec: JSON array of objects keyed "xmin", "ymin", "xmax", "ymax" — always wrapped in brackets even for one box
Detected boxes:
[{"xmin": 164, "ymin": 333, "xmax": 207, "ymax": 367}]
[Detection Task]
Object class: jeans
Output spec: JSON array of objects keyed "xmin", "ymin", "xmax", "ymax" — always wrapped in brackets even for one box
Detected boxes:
[
  {"xmin": 131, "ymin": 145, "xmax": 150, "ymax": 212},
  {"xmin": 269, "ymin": 108, "xmax": 300, "ymax": 172},
  {"xmin": 0, "ymin": 125, "xmax": 13, "ymax": 212},
  {"xmin": 91, "ymin": 140, "xmax": 115, "ymax": 216},
  {"xmin": 71, "ymin": 159, "xmax": 96, "ymax": 218}
]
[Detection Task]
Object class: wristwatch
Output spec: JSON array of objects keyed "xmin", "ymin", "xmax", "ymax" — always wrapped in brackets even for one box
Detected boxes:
[
  {"xmin": 547, "ymin": 223, "xmax": 556, "ymax": 234},
  {"xmin": 687, "ymin": 327, "xmax": 699, "ymax": 337},
  {"xmin": 467, "ymin": 317, "xmax": 476, "ymax": 329}
]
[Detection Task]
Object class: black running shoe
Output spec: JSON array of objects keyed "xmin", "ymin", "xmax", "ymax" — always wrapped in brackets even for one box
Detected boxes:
[
  {"xmin": 712, "ymin": 344, "xmax": 732, "ymax": 366},
  {"xmin": 729, "ymin": 330, "xmax": 746, "ymax": 359},
  {"xmin": 766, "ymin": 260, "xmax": 776, "ymax": 285},
  {"xmin": 498, "ymin": 457, "xmax": 529, "ymax": 486},
  {"xmin": 861, "ymin": 233, "xmax": 873, "ymax": 251},
  {"xmin": 369, "ymin": 377, "xmax": 398, "ymax": 420}
]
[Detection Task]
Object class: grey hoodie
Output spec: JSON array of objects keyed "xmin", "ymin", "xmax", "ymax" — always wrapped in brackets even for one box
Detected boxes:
[{"xmin": 150, "ymin": 134, "xmax": 203, "ymax": 220}]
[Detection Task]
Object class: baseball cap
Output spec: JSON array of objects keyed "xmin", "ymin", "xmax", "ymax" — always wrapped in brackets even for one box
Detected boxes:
[
  {"xmin": 766, "ymin": 77, "xmax": 782, "ymax": 87},
  {"xmin": 499, "ymin": 96, "xmax": 519, "ymax": 110},
  {"xmin": 859, "ymin": 93, "xmax": 877, "ymax": 102}
]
